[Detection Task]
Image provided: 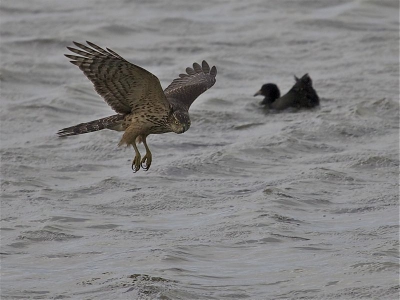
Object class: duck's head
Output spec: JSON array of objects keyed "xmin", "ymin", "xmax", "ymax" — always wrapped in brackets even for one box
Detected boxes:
[{"xmin": 254, "ymin": 83, "xmax": 281, "ymax": 105}]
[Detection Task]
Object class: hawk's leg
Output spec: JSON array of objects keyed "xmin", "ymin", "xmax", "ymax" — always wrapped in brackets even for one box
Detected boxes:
[
  {"xmin": 140, "ymin": 136, "xmax": 152, "ymax": 171},
  {"xmin": 131, "ymin": 142, "xmax": 141, "ymax": 173}
]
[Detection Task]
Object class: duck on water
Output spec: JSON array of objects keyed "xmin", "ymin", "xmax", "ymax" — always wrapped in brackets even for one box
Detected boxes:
[{"xmin": 254, "ymin": 74, "xmax": 320, "ymax": 110}]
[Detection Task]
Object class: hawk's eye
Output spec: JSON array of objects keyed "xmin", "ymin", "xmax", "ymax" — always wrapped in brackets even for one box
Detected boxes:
[{"xmin": 174, "ymin": 120, "xmax": 179, "ymax": 125}]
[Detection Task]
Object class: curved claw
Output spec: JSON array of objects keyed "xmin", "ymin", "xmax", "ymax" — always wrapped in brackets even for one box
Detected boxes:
[
  {"xmin": 140, "ymin": 158, "xmax": 150, "ymax": 171},
  {"xmin": 140, "ymin": 154, "xmax": 152, "ymax": 171},
  {"xmin": 131, "ymin": 155, "xmax": 141, "ymax": 173},
  {"xmin": 141, "ymin": 162, "xmax": 149, "ymax": 171}
]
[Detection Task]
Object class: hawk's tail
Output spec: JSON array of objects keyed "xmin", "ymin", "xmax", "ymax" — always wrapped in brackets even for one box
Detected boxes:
[{"xmin": 57, "ymin": 114, "xmax": 125, "ymax": 137}]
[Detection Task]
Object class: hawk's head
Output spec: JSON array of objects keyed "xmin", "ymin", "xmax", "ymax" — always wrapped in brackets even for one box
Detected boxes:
[{"xmin": 168, "ymin": 109, "xmax": 191, "ymax": 134}]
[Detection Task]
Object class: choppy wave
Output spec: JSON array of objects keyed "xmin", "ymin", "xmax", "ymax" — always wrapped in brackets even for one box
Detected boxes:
[{"xmin": 1, "ymin": 0, "xmax": 398, "ymax": 299}]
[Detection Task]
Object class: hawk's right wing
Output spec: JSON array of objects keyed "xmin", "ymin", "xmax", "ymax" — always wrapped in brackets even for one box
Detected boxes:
[
  {"xmin": 65, "ymin": 41, "xmax": 170, "ymax": 115},
  {"xmin": 164, "ymin": 61, "xmax": 217, "ymax": 109}
]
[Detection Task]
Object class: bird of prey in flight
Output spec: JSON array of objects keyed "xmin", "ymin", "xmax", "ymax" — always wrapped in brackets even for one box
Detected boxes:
[{"xmin": 58, "ymin": 41, "xmax": 217, "ymax": 172}]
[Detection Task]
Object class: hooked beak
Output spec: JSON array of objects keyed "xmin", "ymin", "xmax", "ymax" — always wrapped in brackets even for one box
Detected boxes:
[
  {"xmin": 175, "ymin": 123, "xmax": 189, "ymax": 134},
  {"xmin": 183, "ymin": 123, "xmax": 190, "ymax": 133},
  {"xmin": 254, "ymin": 90, "xmax": 262, "ymax": 97}
]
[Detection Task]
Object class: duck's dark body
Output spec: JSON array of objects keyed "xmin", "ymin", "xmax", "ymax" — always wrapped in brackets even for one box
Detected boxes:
[{"xmin": 254, "ymin": 74, "xmax": 319, "ymax": 110}]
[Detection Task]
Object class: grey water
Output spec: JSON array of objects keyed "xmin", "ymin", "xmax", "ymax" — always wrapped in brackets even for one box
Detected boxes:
[{"xmin": 1, "ymin": 0, "xmax": 399, "ymax": 299}]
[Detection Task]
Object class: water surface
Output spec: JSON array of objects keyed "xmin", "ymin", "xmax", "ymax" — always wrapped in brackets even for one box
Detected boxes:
[{"xmin": 1, "ymin": 0, "xmax": 399, "ymax": 299}]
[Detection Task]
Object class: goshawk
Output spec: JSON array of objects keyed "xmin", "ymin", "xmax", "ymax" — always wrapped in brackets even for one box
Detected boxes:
[{"xmin": 58, "ymin": 41, "xmax": 217, "ymax": 172}]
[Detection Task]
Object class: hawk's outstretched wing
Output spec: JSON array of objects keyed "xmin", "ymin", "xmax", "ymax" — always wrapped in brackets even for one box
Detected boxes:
[
  {"xmin": 65, "ymin": 41, "xmax": 170, "ymax": 114},
  {"xmin": 164, "ymin": 61, "xmax": 217, "ymax": 109}
]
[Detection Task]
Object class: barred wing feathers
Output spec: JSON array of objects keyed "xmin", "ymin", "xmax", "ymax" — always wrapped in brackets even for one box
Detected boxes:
[
  {"xmin": 65, "ymin": 41, "xmax": 170, "ymax": 114},
  {"xmin": 164, "ymin": 61, "xmax": 217, "ymax": 109}
]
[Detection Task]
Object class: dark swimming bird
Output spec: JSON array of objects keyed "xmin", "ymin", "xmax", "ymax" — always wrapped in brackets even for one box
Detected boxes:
[
  {"xmin": 254, "ymin": 74, "xmax": 319, "ymax": 110},
  {"xmin": 58, "ymin": 41, "xmax": 217, "ymax": 172}
]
